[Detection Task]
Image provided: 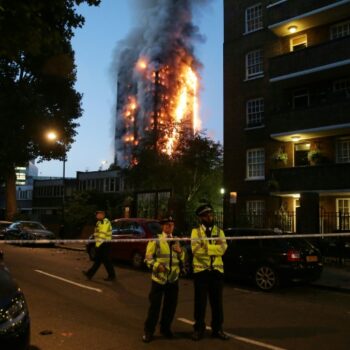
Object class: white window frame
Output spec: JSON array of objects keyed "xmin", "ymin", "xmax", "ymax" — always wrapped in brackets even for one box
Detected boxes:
[
  {"xmin": 246, "ymin": 148, "xmax": 265, "ymax": 180},
  {"xmin": 330, "ymin": 20, "xmax": 350, "ymax": 40},
  {"xmin": 246, "ymin": 49, "xmax": 264, "ymax": 80},
  {"xmin": 333, "ymin": 78, "xmax": 350, "ymax": 95},
  {"xmin": 246, "ymin": 98, "xmax": 264, "ymax": 127},
  {"xmin": 336, "ymin": 198, "xmax": 350, "ymax": 230},
  {"xmin": 336, "ymin": 137, "xmax": 350, "ymax": 163},
  {"xmin": 245, "ymin": 3, "xmax": 263, "ymax": 34},
  {"xmin": 246, "ymin": 200, "xmax": 265, "ymax": 214},
  {"xmin": 290, "ymin": 34, "xmax": 308, "ymax": 52}
]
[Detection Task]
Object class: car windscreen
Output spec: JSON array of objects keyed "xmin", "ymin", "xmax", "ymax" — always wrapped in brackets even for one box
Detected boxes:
[{"xmin": 146, "ymin": 222, "xmax": 162, "ymax": 237}]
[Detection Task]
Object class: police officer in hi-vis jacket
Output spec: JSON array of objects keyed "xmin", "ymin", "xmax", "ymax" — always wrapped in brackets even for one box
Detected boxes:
[
  {"xmin": 191, "ymin": 204, "xmax": 229, "ymax": 341},
  {"xmin": 142, "ymin": 216, "xmax": 185, "ymax": 343}
]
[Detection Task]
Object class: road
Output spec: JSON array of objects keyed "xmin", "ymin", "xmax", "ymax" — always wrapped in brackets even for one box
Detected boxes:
[{"xmin": 2, "ymin": 244, "xmax": 350, "ymax": 350}]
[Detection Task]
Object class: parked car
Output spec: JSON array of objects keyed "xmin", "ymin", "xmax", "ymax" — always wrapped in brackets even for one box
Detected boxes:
[
  {"xmin": 86, "ymin": 218, "xmax": 162, "ymax": 268},
  {"xmin": 223, "ymin": 228, "xmax": 323, "ymax": 291},
  {"xmin": 0, "ymin": 221, "xmax": 12, "ymax": 240},
  {"xmin": 0, "ymin": 250, "xmax": 31, "ymax": 350},
  {"xmin": 4, "ymin": 221, "xmax": 56, "ymax": 245}
]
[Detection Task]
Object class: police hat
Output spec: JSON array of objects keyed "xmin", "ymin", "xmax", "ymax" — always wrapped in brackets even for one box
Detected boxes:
[
  {"xmin": 160, "ymin": 216, "xmax": 175, "ymax": 225},
  {"xmin": 195, "ymin": 204, "xmax": 213, "ymax": 217},
  {"xmin": 95, "ymin": 210, "xmax": 106, "ymax": 214}
]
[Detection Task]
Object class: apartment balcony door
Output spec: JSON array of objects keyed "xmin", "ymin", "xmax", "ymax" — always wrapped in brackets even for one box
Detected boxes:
[
  {"xmin": 294, "ymin": 143, "xmax": 311, "ymax": 166},
  {"xmin": 336, "ymin": 198, "xmax": 350, "ymax": 231}
]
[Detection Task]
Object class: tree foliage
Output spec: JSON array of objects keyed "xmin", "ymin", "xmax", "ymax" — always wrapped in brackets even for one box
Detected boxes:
[{"xmin": 0, "ymin": 0, "xmax": 100, "ymax": 218}]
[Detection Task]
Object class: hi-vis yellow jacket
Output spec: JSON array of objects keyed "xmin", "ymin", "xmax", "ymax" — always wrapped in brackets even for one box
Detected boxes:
[
  {"xmin": 145, "ymin": 233, "xmax": 185, "ymax": 285},
  {"xmin": 191, "ymin": 225, "xmax": 227, "ymax": 274},
  {"xmin": 94, "ymin": 218, "xmax": 112, "ymax": 248}
]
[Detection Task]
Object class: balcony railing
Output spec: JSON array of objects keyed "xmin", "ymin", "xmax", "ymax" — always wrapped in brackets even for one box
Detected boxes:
[
  {"xmin": 267, "ymin": 0, "xmax": 346, "ymax": 27},
  {"xmin": 270, "ymin": 163, "xmax": 350, "ymax": 192},
  {"xmin": 269, "ymin": 36, "xmax": 350, "ymax": 82},
  {"xmin": 269, "ymin": 98, "xmax": 350, "ymax": 134}
]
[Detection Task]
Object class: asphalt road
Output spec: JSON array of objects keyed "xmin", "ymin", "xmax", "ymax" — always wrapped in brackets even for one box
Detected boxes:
[{"xmin": 2, "ymin": 244, "xmax": 350, "ymax": 350}]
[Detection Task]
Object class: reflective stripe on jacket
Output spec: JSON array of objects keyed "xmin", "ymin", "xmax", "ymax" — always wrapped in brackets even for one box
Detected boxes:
[
  {"xmin": 94, "ymin": 218, "xmax": 112, "ymax": 248},
  {"xmin": 191, "ymin": 225, "xmax": 227, "ymax": 274},
  {"xmin": 144, "ymin": 233, "xmax": 185, "ymax": 285}
]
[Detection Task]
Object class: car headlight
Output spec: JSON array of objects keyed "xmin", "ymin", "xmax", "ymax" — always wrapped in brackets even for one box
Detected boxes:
[{"xmin": 0, "ymin": 292, "xmax": 28, "ymax": 331}]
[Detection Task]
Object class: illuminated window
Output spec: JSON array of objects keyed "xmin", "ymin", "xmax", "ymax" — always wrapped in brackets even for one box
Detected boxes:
[
  {"xmin": 245, "ymin": 3, "xmax": 263, "ymax": 33},
  {"xmin": 247, "ymin": 148, "xmax": 265, "ymax": 179},
  {"xmin": 290, "ymin": 34, "xmax": 307, "ymax": 51},
  {"xmin": 331, "ymin": 20, "xmax": 350, "ymax": 39},
  {"xmin": 336, "ymin": 198, "xmax": 350, "ymax": 230},
  {"xmin": 336, "ymin": 137, "xmax": 350, "ymax": 163},
  {"xmin": 246, "ymin": 98, "xmax": 264, "ymax": 127},
  {"xmin": 246, "ymin": 49, "xmax": 263, "ymax": 79}
]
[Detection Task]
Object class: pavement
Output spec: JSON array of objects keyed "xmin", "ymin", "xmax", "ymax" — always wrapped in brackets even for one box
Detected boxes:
[{"xmin": 56, "ymin": 243, "xmax": 350, "ymax": 293}]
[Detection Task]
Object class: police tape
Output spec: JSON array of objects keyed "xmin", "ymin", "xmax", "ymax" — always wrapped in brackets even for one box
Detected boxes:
[{"xmin": 1, "ymin": 232, "xmax": 350, "ymax": 245}]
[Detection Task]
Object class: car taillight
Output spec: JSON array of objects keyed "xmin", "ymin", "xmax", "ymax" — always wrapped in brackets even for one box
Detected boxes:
[{"xmin": 287, "ymin": 249, "xmax": 302, "ymax": 262}]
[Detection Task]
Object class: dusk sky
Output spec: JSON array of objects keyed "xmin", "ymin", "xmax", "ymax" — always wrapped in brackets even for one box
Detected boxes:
[{"xmin": 39, "ymin": 0, "xmax": 223, "ymax": 177}]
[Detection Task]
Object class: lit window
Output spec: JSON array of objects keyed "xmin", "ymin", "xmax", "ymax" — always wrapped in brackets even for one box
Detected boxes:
[
  {"xmin": 336, "ymin": 138, "xmax": 350, "ymax": 163},
  {"xmin": 336, "ymin": 198, "xmax": 350, "ymax": 230},
  {"xmin": 246, "ymin": 98, "xmax": 264, "ymax": 127},
  {"xmin": 245, "ymin": 3, "xmax": 263, "ymax": 34},
  {"xmin": 247, "ymin": 148, "xmax": 265, "ymax": 179},
  {"xmin": 246, "ymin": 50, "xmax": 263, "ymax": 79},
  {"xmin": 290, "ymin": 34, "xmax": 307, "ymax": 51},
  {"xmin": 330, "ymin": 20, "xmax": 350, "ymax": 39}
]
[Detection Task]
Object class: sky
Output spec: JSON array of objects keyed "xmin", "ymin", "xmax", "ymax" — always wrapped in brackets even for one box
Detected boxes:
[{"xmin": 38, "ymin": 0, "xmax": 223, "ymax": 178}]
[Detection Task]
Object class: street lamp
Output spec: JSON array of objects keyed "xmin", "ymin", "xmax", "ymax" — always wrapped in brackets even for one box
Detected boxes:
[{"xmin": 46, "ymin": 131, "xmax": 67, "ymax": 237}]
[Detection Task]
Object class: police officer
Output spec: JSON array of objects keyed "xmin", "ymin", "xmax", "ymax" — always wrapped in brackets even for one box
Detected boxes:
[
  {"xmin": 142, "ymin": 216, "xmax": 185, "ymax": 343},
  {"xmin": 83, "ymin": 210, "xmax": 116, "ymax": 281},
  {"xmin": 191, "ymin": 204, "xmax": 229, "ymax": 341}
]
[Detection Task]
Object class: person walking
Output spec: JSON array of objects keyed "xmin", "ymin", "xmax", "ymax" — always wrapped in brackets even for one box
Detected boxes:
[
  {"xmin": 191, "ymin": 204, "xmax": 229, "ymax": 341},
  {"xmin": 142, "ymin": 216, "xmax": 185, "ymax": 343},
  {"xmin": 83, "ymin": 210, "xmax": 116, "ymax": 281}
]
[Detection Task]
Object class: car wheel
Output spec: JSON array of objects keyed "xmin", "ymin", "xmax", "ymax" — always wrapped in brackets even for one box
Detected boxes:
[
  {"xmin": 255, "ymin": 265, "xmax": 278, "ymax": 291},
  {"xmin": 88, "ymin": 245, "xmax": 96, "ymax": 261},
  {"xmin": 132, "ymin": 251, "xmax": 144, "ymax": 269}
]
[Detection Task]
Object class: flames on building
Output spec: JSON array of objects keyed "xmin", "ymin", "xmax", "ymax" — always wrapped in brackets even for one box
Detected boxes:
[{"xmin": 114, "ymin": 0, "xmax": 207, "ymax": 167}]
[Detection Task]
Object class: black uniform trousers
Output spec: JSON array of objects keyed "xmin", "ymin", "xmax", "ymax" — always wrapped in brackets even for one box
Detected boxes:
[
  {"xmin": 87, "ymin": 243, "xmax": 115, "ymax": 279},
  {"xmin": 144, "ymin": 280, "xmax": 179, "ymax": 334},
  {"xmin": 193, "ymin": 269, "xmax": 224, "ymax": 333}
]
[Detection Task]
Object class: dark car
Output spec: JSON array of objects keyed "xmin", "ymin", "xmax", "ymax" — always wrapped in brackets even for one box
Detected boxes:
[
  {"xmin": 4, "ymin": 221, "xmax": 56, "ymax": 245},
  {"xmin": 0, "ymin": 250, "xmax": 30, "ymax": 350},
  {"xmin": 223, "ymin": 228, "xmax": 323, "ymax": 291},
  {"xmin": 86, "ymin": 218, "xmax": 162, "ymax": 268},
  {"xmin": 0, "ymin": 221, "xmax": 12, "ymax": 240}
]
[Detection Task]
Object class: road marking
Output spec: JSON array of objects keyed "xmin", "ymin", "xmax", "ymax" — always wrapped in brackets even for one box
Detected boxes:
[
  {"xmin": 177, "ymin": 317, "xmax": 287, "ymax": 350},
  {"xmin": 35, "ymin": 270, "xmax": 102, "ymax": 293}
]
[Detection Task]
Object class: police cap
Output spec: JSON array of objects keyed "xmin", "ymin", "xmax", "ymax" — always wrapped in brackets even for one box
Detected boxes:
[
  {"xmin": 195, "ymin": 204, "xmax": 213, "ymax": 217},
  {"xmin": 160, "ymin": 216, "xmax": 175, "ymax": 225}
]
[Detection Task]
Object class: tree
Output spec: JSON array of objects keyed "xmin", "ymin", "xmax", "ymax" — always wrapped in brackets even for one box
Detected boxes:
[{"xmin": 0, "ymin": 0, "xmax": 100, "ymax": 219}]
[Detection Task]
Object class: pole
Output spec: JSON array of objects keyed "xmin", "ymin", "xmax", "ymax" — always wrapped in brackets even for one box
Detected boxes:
[{"xmin": 61, "ymin": 149, "xmax": 66, "ymax": 238}]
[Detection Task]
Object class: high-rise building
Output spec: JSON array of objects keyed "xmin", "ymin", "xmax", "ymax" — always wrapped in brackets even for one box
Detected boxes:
[{"xmin": 224, "ymin": 0, "xmax": 350, "ymax": 233}]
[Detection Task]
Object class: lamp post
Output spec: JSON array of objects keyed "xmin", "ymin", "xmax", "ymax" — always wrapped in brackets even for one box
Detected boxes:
[{"xmin": 46, "ymin": 131, "xmax": 67, "ymax": 237}]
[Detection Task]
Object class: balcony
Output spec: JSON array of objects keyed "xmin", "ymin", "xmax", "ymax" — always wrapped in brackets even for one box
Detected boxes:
[
  {"xmin": 267, "ymin": 0, "xmax": 350, "ymax": 36},
  {"xmin": 269, "ymin": 36, "xmax": 350, "ymax": 83},
  {"xmin": 269, "ymin": 162, "xmax": 350, "ymax": 192},
  {"xmin": 269, "ymin": 98, "xmax": 350, "ymax": 138}
]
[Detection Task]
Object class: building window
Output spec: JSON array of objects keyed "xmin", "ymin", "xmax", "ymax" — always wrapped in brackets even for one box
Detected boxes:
[
  {"xmin": 246, "ymin": 200, "xmax": 265, "ymax": 227},
  {"xmin": 336, "ymin": 198, "xmax": 350, "ymax": 231},
  {"xmin": 245, "ymin": 3, "xmax": 263, "ymax": 34},
  {"xmin": 246, "ymin": 98, "xmax": 264, "ymax": 127},
  {"xmin": 336, "ymin": 138, "xmax": 350, "ymax": 163},
  {"xmin": 333, "ymin": 78, "xmax": 350, "ymax": 96},
  {"xmin": 247, "ymin": 148, "xmax": 265, "ymax": 179},
  {"xmin": 246, "ymin": 50, "xmax": 263, "ymax": 79},
  {"xmin": 293, "ymin": 88, "xmax": 309, "ymax": 109},
  {"xmin": 331, "ymin": 20, "xmax": 350, "ymax": 40},
  {"xmin": 294, "ymin": 142, "xmax": 311, "ymax": 166},
  {"xmin": 290, "ymin": 34, "xmax": 307, "ymax": 51}
]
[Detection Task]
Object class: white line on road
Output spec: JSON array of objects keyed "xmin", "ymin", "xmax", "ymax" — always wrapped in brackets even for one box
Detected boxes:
[
  {"xmin": 177, "ymin": 317, "xmax": 287, "ymax": 350},
  {"xmin": 35, "ymin": 270, "xmax": 102, "ymax": 293}
]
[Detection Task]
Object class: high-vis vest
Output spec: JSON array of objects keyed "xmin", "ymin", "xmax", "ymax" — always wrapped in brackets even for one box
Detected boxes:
[
  {"xmin": 191, "ymin": 225, "xmax": 227, "ymax": 274},
  {"xmin": 94, "ymin": 218, "xmax": 112, "ymax": 248},
  {"xmin": 145, "ymin": 233, "xmax": 185, "ymax": 285}
]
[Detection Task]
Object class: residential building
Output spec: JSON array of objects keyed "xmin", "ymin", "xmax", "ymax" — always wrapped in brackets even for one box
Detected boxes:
[{"xmin": 224, "ymin": 0, "xmax": 350, "ymax": 232}]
